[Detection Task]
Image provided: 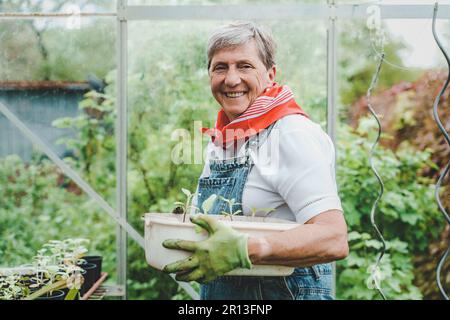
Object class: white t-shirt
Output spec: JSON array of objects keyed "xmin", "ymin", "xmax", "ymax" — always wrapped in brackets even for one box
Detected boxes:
[{"xmin": 195, "ymin": 114, "xmax": 343, "ymax": 224}]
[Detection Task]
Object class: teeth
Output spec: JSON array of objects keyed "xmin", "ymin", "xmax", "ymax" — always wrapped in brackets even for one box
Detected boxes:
[{"xmin": 225, "ymin": 92, "xmax": 244, "ymax": 98}]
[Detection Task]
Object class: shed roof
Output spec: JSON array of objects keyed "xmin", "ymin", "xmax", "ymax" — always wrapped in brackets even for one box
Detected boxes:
[{"xmin": 0, "ymin": 81, "xmax": 90, "ymax": 91}]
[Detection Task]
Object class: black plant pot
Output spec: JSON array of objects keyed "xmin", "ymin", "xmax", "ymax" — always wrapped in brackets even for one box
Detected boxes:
[
  {"xmin": 36, "ymin": 289, "xmax": 65, "ymax": 300},
  {"xmin": 81, "ymin": 256, "xmax": 103, "ymax": 282},
  {"xmin": 79, "ymin": 263, "xmax": 97, "ymax": 296}
]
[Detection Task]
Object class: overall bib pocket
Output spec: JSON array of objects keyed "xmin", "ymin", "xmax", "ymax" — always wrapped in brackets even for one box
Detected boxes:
[{"xmin": 198, "ymin": 177, "xmax": 237, "ymax": 215}]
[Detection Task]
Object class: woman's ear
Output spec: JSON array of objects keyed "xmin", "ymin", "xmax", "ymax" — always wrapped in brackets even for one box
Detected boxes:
[{"xmin": 268, "ymin": 65, "xmax": 276, "ymax": 82}]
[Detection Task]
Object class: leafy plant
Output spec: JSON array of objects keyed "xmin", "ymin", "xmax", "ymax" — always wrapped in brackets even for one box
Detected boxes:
[
  {"xmin": 25, "ymin": 238, "xmax": 90, "ymax": 300},
  {"xmin": 218, "ymin": 197, "xmax": 242, "ymax": 221},
  {"xmin": 337, "ymin": 231, "xmax": 422, "ymax": 300},
  {"xmin": 201, "ymin": 194, "xmax": 217, "ymax": 215},
  {"xmin": 0, "ymin": 238, "xmax": 90, "ymax": 300},
  {"xmin": 335, "ymin": 118, "xmax": 444, "ymax": 299},
  {"xmin": 245, "ymin": 206, "xmax": 276, "ymax": 219},
  {"xmin": 173, "ymin": 188, "xmax": 199, "ymax": 222},
  {"xmin": 0, "ymin": 154, "xmax": 116, "ymax": 294},
  {"xmin": 0, "ymin": 273, "xmax": 28, "ymax": 300}
]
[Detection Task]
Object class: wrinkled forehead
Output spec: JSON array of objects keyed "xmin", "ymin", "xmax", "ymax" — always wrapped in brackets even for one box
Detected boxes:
[{"xmin": 209, "ymin": 40, "xmax": 264, "ymax": 66}]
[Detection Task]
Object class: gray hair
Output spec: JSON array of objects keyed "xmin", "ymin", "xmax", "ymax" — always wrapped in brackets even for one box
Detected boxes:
[{"xmin": 206, "ymin": 21, "xmax": 276, "ymax": 71}]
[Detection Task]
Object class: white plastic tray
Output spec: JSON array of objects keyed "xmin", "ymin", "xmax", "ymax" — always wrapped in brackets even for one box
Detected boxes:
[{"xmin": 144, "ymin": 213, "xmax": 299, "ymax": 277}]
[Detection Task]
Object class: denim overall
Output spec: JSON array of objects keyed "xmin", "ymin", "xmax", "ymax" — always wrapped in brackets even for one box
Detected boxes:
[{"xmin": 196, "ymin": 125, "xmax": 334, "ymax": 300}]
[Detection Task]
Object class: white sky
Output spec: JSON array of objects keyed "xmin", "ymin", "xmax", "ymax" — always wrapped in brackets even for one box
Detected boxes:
[
  {"xmin": 384, "ymin": 19, "xmax": 447, "ymax": 68},
  {"xmin": 377, "ymin": 0, "xmax": 450, "ymax": 68}
]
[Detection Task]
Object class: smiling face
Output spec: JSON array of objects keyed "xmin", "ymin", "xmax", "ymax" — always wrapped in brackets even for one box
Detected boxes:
[{"xmin": 209, "ymin": 40, "xmax": 276, "ymax": 121}]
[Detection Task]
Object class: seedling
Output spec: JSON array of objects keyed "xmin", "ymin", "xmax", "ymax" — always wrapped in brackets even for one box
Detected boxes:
[
  {"xmin": 246, "ymin": 205, "xmax": 276, "ymax": 218},
  {"xmin": 219, "ymin": 196, "xmax": 242, "ymax": 221},
  {"xmin": 201, "ymin": 194, "xmax": 218, "ymax": 214},
  {"xmin": 22, "ymin": 238, "xmax": 88, "ymax": 300},
  {"xmin": 173, "ymin": 188, "xmax": 199, "ymax": 222},
  {"xmin": 0, "ymin": 239, "xmax": 87, "ymax": 300}
]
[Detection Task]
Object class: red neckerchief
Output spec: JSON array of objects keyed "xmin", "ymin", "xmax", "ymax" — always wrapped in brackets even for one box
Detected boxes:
[{"xmin": 201, "ymin": 83, "xmax": 308, "ymax": 148}]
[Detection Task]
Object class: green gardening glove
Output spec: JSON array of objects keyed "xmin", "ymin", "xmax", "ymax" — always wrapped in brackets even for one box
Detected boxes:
[{"xmin": 162, "ymin": 214, "xmax": 252, "ymax": 283}]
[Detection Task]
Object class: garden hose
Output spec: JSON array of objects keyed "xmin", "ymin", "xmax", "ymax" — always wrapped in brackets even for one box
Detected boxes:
[{"xmin": 431, "ymin": 2, "xmax": 450, "ymax": 300}]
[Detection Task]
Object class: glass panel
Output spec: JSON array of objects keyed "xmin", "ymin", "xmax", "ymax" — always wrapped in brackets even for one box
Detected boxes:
[
  {"xmin": 127, "ymin": 19, "xmax": 327, "ymax": 299},
  {"xmin": 0, "ymin": 152, "xmax": 117, "ymax": 286},
  {"xmin": 0, "ymin": 17, "xmax": 118, "ymax": 299},
  {"xmin": 336, "ymin": 17, "xmax": 450, "ymax": 300},
  {"xmin": 0, "ymin": 17, "xmax": 116, "ymax": 201},
  {"xmin": 0, "ymin": 0, "xmax": 115, "ymax": 13},
  {"xmin": 0, "ymin": 19, "xmax": 116, "ymax": 82}
]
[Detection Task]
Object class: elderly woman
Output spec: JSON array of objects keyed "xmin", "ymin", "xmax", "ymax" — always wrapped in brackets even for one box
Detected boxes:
[{"xmin": 162, "ymin": 21, "xmax": 349, "ymax": 300}]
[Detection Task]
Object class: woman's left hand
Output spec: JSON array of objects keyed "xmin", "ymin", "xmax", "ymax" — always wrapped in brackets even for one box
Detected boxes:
[{"xmin": 162, "ymin": 214, "xmax": 252, "ymax": 283}]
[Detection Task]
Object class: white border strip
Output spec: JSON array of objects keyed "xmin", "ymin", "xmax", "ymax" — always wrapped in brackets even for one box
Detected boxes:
[
  {"xmin": 124, "ymin": 4, "xmax": 327, "ymax": 20},
  {"xmin": 1, "ymin": 4, "xmax": 450, "ymax": 20},
  {"xmin": 123, "ymin": 4, "xmax": 450, "ymax": 20},
  {"xmin": 0, "ymin": 12, "xmax": 115, "ymax": 19}
]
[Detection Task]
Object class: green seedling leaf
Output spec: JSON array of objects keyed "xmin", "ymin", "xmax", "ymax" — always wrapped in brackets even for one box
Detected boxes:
[
  {"xmin": 201, "ymin": 194, "xmax": 217, "ymax": 214},
  {"xmin": 259, "ymin": 208, "xmax": 276, "ymax": 215},
  {"xmin": 181, "ymin": 188, "xmax": 191, "ymax": 197}
]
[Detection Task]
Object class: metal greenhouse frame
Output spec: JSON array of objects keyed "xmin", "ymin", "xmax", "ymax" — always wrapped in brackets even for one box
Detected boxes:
[{"xmin": 1, "ymin": 1, "xmax": 449, "ymax": 300}]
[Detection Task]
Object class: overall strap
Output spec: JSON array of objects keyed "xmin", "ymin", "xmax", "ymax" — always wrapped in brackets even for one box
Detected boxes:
[{"xmin": 244, "ymin": 122, "xmax": 277, "ymax": 158}]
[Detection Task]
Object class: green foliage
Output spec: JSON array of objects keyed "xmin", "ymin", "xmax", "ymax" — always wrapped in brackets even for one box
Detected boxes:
[
  {"xmin": 171, "ymin": 282, "xmax": 200, "ymax": 300},
  {"xmin": 52, "ymin": 87, "xmax": 117, "ymax": 202},
  {"xmin": 0, "ymin": 155, "xmax": 116, "ymax": 278},
  {"xmin": 337, "ymin": 231, "xmax": 422, "ymax": 300},
  {"xmin": 335, "ymin": 119, "xmax": 444, "ymax": 300},
  {"xmin": 0, "ymin": 19, "xmax": 115, "ymax": 81},
  {"xmin": 338, "ymin": 19, "xmax": 422, "ymax": 109}
]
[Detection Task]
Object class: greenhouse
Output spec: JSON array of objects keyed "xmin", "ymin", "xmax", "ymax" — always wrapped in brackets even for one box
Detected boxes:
[{"xmin": 0, "ymin": 0, "xmax": 449, "ymax": 302}]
